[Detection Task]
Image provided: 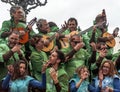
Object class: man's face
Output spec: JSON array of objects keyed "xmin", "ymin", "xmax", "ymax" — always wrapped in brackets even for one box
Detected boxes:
[
  {"xmin": 100, "ymin": 44, "xmax": 108, "ymax": 53},
  {"xmin": 49, "ymin": 51, "xmax": 58, "ymax": 65},
  {"xmin": 70, "ymin": 35, "xmax": 82, "ymax": 47},
  {"xmin": 40, "ymin": 20, "xmax": 50, "ymax": 32},
  {"xmin": 13, "ymin": 8, "xmax": 25, "ymax": 21},
  {"xmin": 8, "ymin": 33, "xmax": 19, "ymax": 48},
  {"xmin": 68, "ymin": 20, "xmax": 77, "ymax": 32}
]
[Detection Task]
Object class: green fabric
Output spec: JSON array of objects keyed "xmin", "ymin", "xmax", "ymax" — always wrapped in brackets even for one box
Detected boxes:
[
  {"xmin": 65, "ymin": 48, "xmax": 90, "ymax": 79},
  {"xmin": 61, "ymin": 46, "xmax": 90, "ymax": 79},
  {"xmin": 46, "ymin": 65, "xmax": 69, "ymax": 92},
  {"xmin": 82, "ymin": 33, "xmax": 91, "ymax": 53},
  {"xmin": 90, "ymin": 53, "xmax": 107, "ymax": 79},
  {"xmin": 112, "ymin": 51, "xmax": 120, "ymax": 61},
  {"xmin": 30, "ymin": 50, "xmax": 48, "ymax": 81},
  {"xmin": 50, "ymin": 26, "xmax": 59, "ymax": 32},
  {"xmin": 0, "ymin": 20, "xmax": 26, "ymax": 44},
  {"xmin": 0, "ymin": 44, "xmax": 23, "ymax": 81}
]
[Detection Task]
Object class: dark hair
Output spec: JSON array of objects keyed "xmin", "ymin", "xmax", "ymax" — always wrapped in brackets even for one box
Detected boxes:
[
  {"xmin": 67, "ymin": 17, "xmax": 78, "ymax": 26},
  {"xmin": 29, "ymin": 35, "xmax": 43, "ymax": 48},
  {"xmin": 36, "ymin": 19, "xmax": 46, "ymax": 29},
  {"xmin": 8, "ymin": 31, "xmax": 20, "ymax": 39},
  {"xmin": 56, "ymin": 50, "xmax": 65, "ymax": 63},
  {"xmin": 48, "ymin": 21, "xmax": 57, "ymax": 27},
  {"xmin": 10, "ymin": 5, "xmax": 24, "ymax": 16},
  {"xmin": 113, "ymin": 27, "xmax": 119, "ymax": 33},
  {"xmin": 96, "ymin": 42, "xmax": 106, "ymax": 50},
  {"xmin": 12, "ymin": 60, "xmax": 28, "ymax": 80}
]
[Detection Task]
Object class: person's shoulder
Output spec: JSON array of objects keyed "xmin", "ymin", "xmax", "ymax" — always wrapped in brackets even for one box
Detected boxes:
[
  {"xmin": 26, "ymin": 75, "xmax": 34, "ymax": 81},
  {"xmin": 17, "ymin": 22, "xmax": 27, "ymax": 28},
  {"xmin": 2, "ymin": 20, "xmax": 11, "ymax": 24},
  {"xmin": 113, "ymin": 74, "xmax": 120, "ymax": 79},
  {"xmin": 0, "ymin": 44, "xmax": 9, "ymax": 52}
]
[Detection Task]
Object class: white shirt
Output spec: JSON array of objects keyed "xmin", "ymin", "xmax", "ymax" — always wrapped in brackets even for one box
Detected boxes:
[{"xmin": 113, "ymin": 35, "xmax": 120, "ymax": 54}]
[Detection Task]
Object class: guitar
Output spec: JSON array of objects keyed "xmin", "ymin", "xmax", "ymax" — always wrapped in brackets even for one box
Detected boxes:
[
  {"xmin": 102, "ymin": 32, "xmax": 116, "ymax": 47},
  {"xmin": 60, "ymin": 21, "xmax": 106, "ymax": 48},
  {"xmin": 14, "ymin": 17, "xmax": 37, "ymax": 44},
  {"xmin": 42, "ymin": 29, "xmax": 66, "ymax": 52}
]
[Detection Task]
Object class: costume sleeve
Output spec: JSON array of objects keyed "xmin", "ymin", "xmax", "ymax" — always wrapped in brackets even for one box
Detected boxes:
[
  {"xmin": 29, "ymin": 73, "xmax": 46, "ymax": 89},
  {"xmin": 113, "ymin": 77, "xmax": 120, "ymax": 92},
  {"xmin": 0, "ymin": 44, "xmax": 10, "ymax": 63},
  {"xmin": 88, "ymin": 79, "xmax": 101, "ymax": 92},
  {"xmin": 2, "ymin": 73, "xmax": 11, "ymax": 89},
  {"xmin": 114, "ymin": 55, "xmax": 120, "ymax": 71},
  {"xmin": 0, "ymin": 21, "xmax": 11, "ymax": 38},
  {"xmin": 88, "ymin": 51, "xmax": 96, "ymax": 64},
  {"xmin": 58, "ymin": 74, "xmax": 69, "ymax": 92},
  {"xmin": 55, "ymin": 83, "xmax": 61, "ymax": 92},
  {"xmin": 97, "ymin": 37, "xmax": 108, "ymax": 42},
  {"xmin": 65, "ymin": 49, "xmax": 77, "ymax": 61},
  {"xmin": 3, "ymin": 50, "xmax": 14, "ymax": 62},
  {"xmin": 69, "ymin": 80, "xmax": 78, "ymax": 92}
]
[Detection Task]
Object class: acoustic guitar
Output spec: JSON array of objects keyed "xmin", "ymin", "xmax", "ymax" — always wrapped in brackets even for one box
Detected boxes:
[
  {"xmin": 13, "ymin": 17, "xmax": 37, "ymax": 44},
  {"xmin": 60, "ymin": 21, "xmax": 106, "ymax": 48},
  {"xmin": 102, "ymin": 32, "xmax": 116, "ymax": 47},
  {"xmin": 42, "ymin": 29, "xmax": 66, "ymax": 52}
]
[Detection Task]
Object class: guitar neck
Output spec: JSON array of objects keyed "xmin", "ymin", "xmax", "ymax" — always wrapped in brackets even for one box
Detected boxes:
[
  {"xmin": 24, "ymin": 17, "xmax": 37, "ymax": 32},
  {"xmin": 49, "ymin": 28, "xmax": 65, "ymax": 42},
  {"xmin": 77, "ymin": 26, "xmax": 93, "ymax": 36}
]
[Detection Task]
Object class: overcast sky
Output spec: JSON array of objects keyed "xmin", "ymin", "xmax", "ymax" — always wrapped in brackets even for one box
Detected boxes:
[{"xmin": 0, "ymin": 0, "xmax": 120, "ymax": 34}]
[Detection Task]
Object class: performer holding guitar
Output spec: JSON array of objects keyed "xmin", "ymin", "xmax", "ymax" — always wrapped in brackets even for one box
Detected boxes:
[
  {"xmin": 0, "ymin": 5, "xmax": 36, "ymax": 61},
  {"xmin": 87, "ymin": 9, "xmax": 115, "ymax": 59},
  {"xmin": 36, "ymin": 18, "xmax": 67, "ymax": 54},
  {"xmin": 0, "ymin": 6, "xmax": 36, "ymax": 44}
]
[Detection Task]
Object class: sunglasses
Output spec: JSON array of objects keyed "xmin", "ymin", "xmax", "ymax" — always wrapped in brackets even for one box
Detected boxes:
[
  {"xmin": 72, "ymin": 41, "xmax": 81, "ymax": 44},
  {"xmin": 100, "ymin": 47, "xmax": 108, "ymax": 50}
]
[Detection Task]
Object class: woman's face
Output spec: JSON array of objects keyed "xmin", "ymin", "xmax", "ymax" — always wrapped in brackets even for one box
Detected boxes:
[
  {"xmin": 102, "ymin": 62, "xmax": 110, "ymax": 76},
  {"xmin": 79, "ymin": 68, "xmax": 89, "ymax": 79},
  {"xmin": 19, "ymin": 63, "xmax": 26, "ymax": 75}
]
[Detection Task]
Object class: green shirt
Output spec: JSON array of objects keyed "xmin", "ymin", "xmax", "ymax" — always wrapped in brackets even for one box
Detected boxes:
[
  {"xmin": 46, "ymin": 65, "xmax": 69, "ymax": 92},
  {"xmin": 0, "ymin": 44, "xmax": 23, "ymax": 81},
  {"xmin": 0, "ymin": 19, "xmax": 26, "ymax": 44},
  {"xmin": 30, "ymin": 49, "xmax": 48, "ymax": 81}
]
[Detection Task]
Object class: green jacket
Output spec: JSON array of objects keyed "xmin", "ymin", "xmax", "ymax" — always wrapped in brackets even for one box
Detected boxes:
[
  {"xmin": 46, "ymin": 65, "xmax": 69, "ymax": 92},
  {"xmin": 0, "ymin": 19, "xmax": 26, "ymax": 44},
  {"xmin": 0, "ymin": 44, "xmax": 24, "ymax": 81},
  {"xmin": 30, "ymin": 49, "xmax": 48, "ymax": 81},
  {"xmin": 61, "ymin": 46, "xmax": 90, "ymax": 79}
]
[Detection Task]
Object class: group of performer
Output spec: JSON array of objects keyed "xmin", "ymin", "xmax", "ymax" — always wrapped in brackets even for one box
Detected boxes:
[{"xmin": 0, "ymin": 5, "xmax": 120, "ymax": 92}]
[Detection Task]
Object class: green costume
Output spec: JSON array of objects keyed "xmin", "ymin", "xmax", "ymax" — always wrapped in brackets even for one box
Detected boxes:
[
  {"xmin": 0, "ymin": 19, "xmax": 36, "ymax": 44},
  {"xmin": 30, "ymin": 49, "xmax": 48, "ymax": 81},
  {"xmin": 46, "ymin": 65, "xmax": 69, "ymax": 92},
  {"xmin": 0, "ymin": 44, "xmax": 24, "ymax": 81},
  {"xmin": 0, "ymin": 19, "xmax": 26, "ymax": 44},
  {"xmin": 61, "ymin": 46, "xmax": 90, "ymax": 79},
  {"xmin": 38, "ymin": 30, "xmax": 57, "ymax": 55},
  {"xmin": 87, "ymin": 27, "xmax": 113, "ymax": 59}
]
